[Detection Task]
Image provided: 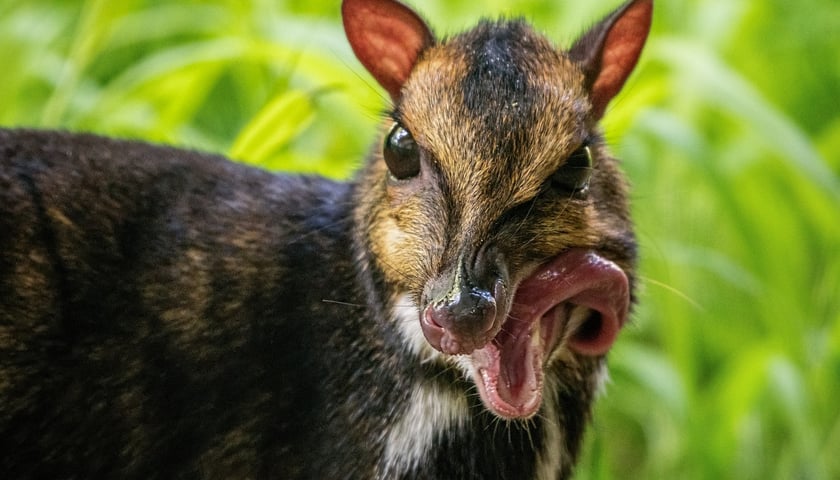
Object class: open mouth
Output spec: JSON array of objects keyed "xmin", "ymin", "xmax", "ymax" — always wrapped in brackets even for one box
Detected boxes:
[{"xmin": 469, "ymin": 249, "xmax": 629, "ymax": 419}]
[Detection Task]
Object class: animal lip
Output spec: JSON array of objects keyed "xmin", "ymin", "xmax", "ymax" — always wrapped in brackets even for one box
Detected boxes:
[{"xmin": 470, "ymin": 249, "xmax": 630, "ymax": 419}]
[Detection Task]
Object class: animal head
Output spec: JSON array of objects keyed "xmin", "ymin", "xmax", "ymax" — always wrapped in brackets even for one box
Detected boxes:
[{"xmin": 345, "ymin": 0, "xmax": 651, "ymax": 419}]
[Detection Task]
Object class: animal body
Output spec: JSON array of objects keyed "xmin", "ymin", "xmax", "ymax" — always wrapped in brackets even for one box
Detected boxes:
[{"xmin": 0, "ymin": 0, "xmax": 651, "ymax": 478}]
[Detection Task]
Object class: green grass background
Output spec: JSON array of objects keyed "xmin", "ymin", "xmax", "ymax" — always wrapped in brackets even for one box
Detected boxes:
[{"xmin": 1, "ymin": 0, "xmax": 838, "ymax": 478}]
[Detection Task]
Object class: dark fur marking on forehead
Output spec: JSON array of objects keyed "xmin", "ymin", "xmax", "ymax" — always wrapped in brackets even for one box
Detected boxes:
[
  {"xmin": 444, "ymin": 19, "xmax": 566, "ymax": 204},
  {"xmin": 461, "ymin": 21, "xmax": 531, "ymax": 112},
  {"xmin": 456, "ymin": 20, "xmax": 544, "ymax": 126},
  {"xmin": 457, "ymin": 21, "xmax": 543, "ymax": 140}
]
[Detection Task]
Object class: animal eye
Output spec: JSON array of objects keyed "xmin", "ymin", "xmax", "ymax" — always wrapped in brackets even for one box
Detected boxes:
[
  {"xmin": 551, "ymin": 145, "xmax": 593, "ymax": 193},
  {"xmin": 383, "ymin": 123, "xmax": 421, "ymax": 180}
]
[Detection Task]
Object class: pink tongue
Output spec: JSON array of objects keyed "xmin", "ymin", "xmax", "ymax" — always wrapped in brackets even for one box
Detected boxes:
[{"xmin": 471, "ymin": 249, "xmax": 629, "ymax": 419}]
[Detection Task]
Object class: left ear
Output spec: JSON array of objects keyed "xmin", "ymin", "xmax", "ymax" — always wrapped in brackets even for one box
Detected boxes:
[
  {"xmin": 569, "ymin": 0, "xmax": 653, "ymax": 119},
  {"xmin": 342, "ymin": 0, "xmax": 435, "ymax": 101}
]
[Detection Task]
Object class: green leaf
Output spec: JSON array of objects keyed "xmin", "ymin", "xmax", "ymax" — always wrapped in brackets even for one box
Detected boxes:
[{"xmin": 229, "ymin": 88, "xmax": 317, "ymax": 166}]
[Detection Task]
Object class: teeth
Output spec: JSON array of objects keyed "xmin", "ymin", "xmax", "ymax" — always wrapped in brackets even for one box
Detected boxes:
[
  {"xmin": 566, "ymin": 305, "xmax": 591, "ymax": 338},
  {"xmin": 531, "ymin": 317, "xmax": 541, "ymax": 349}
]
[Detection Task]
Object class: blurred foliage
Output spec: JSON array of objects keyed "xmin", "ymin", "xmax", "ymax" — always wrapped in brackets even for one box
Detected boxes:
[{"xmin": 1, "ymin": 0, "xmax": 838, "ymax": 478}]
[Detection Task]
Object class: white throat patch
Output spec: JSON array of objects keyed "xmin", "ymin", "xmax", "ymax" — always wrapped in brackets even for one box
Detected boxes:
[
  {"xmin": 379, "ymin": 380, "xmax": 470, "ymax": 477},
  {"xmin": 380, "ymin": 296, "xmax": 471, "ymax": 477}
]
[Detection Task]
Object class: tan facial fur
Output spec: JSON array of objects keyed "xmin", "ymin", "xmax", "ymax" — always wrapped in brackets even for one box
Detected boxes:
[{"xmin": 360, "ymin": 21, "xmax": 635, "ymax": 303}]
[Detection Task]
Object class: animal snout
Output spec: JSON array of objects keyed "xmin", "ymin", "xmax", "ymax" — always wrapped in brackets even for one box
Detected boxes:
[
  {"xmin": 424, "ymin": 286, "xmax": 497, "ymax": 354},
  {"xmin": 420, "ymin": 248, "xmax": 510, "ymax": 355}
]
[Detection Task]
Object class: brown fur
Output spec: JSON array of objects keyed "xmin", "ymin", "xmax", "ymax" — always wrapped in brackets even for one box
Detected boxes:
[{"xmin": 359, "ymin": 19, "xmax": 636, "ymax": 305}]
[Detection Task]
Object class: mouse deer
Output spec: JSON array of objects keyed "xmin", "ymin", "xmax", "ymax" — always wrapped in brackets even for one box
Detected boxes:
[{"xmin": 0, "ymin": 0, "xmax": 652, "ymax": 478}]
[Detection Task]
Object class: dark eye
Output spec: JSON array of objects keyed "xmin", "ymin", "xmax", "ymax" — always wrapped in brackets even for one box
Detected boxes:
[
  {"xmin": 383, "ymin": 123, "xmax": 421, "ymax": 180},
  {"xmin": 551, "ymin": 145, "xmax": 593, "ymax": 193}
]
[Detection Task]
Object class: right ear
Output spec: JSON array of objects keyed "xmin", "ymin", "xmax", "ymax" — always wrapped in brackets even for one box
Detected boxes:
[
  {"xmin": 342, "ymin": 0, "xmax": 435, "ymax": 101},
  {"xmin": 569, "ymin": 0, "xmax": 653, "ymax": 119}
]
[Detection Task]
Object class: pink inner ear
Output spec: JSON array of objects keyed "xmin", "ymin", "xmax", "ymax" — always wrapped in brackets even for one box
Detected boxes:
[
  {"xmin": 342, "ymin": 0, "xmax": 433, "ymax": 100},
  {"xmin": 590, "ymin": 0, "xmax": 652, "ymax": 118}
]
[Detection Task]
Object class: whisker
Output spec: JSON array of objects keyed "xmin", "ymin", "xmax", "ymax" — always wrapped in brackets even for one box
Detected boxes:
[
  {"xmin": 285, "ymin": 215, "xmax": 354, "ymax": 244},
  {"xmin": 524, "ymin": 419, "xmax": 537, "ymax": 452},
  {"xmin": 373, "ymin": 256, "xmax": 417, "ymax": 283},
  {"xmin": 511, "ymin": 195, "xmax": 539, "ymax": 237},
  {"xmin": 515, "ymin": 231, "xmax": 542, "ymax": 251},
  {"xmin": 640, "ymin": 275, "xmax": 705, "ymax": 311},
  {"xmin": 320, "ymin": 299, "xmax": 365, "ymax": 308},
  {"xmin": 391, "ymin": 303, "xmax": 417, "ymax": 309},
  {"xmin": 334, "ymin": 55, "xmax": 390, "ymax": 108},
  {"xmin": 534, "ymin": 411, "xmax": 554, "ymax": 428}
]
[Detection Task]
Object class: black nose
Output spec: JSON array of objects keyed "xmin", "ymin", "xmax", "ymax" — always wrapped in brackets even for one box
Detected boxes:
[
  {"xmin": 420, "ymin": 246, "xmax": 509, "ymax": 354},
  {"xmin": 428, "ymin": 285, "xmax": 496, "ymax": 335}
]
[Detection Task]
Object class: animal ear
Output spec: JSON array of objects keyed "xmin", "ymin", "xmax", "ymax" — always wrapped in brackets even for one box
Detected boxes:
[
  {"xmin": 569, "ymin": 0, "xmax": 653, "ymax": 119},
  {"xmin": 342, "ymin": 0, "xmax": 435, "ymax": 101}
]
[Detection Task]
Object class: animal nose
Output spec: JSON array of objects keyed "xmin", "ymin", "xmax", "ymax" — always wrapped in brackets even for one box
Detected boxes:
[
  {"xmin": 429, "ymin": 286, "xmax": 496, "ymax": 336},
  {"xmin": 420, "ymin": 247, "xmax": 509, "ymax": 355},
  {"xmin": 444, "ymin": 286, "xmax": 495, "ymax": 324},
  {"xmin": 423, "ymin": 284, "xmax": 497, "ymax": 355}
]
